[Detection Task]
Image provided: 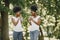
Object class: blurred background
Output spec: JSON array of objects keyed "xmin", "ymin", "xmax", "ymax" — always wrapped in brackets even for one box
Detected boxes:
[{"xmin": 0, "ymin": 0, "xmax": 60, "ymax": 40}]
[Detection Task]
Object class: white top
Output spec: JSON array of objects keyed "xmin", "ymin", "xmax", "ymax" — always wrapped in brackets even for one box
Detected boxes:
[
  {"xmin": 12, "ymin": 16, "xmax": 23, "ymax": 32},
  {"xmin": 28, "ymin": 16, "xmax": 40, "ymax": 31}
]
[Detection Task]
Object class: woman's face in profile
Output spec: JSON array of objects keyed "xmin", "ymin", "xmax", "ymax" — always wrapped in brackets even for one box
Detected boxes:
[{"xmin": 31, "ymin": 11, "xmax": 36, "ymax": 16}]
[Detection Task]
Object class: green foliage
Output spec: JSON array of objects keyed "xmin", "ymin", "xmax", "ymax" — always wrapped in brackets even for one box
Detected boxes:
[
  {"xmin": 21, "ymin": 10, "xmax": 30, "ymax": 40},
  {"xmin": 0, "ymin": 0, "xmax": 9, "ymax": 12},
  {"xmin": 9, "ymin": 0, "xmax": 25, "ymax": 8},
  {"xmin": 0, "ymin": 0, "xmax": 60, "ymax": 39}
]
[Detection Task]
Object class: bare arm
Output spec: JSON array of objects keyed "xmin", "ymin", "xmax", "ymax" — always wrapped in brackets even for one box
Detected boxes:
[
  {"xmin": 12, "ymin": 18, "xmax": 19, "ymax": 26},
  {"xmin": 28, "ymin": 17, "xmax": 31, "ymax": 25},
  {"xmin": 29, "ymin": 21, "xmax": 31, "ymax": 25},
  {"xmin": 20, "ymin": 17, "xmax": 23, "ymax": 23},
  {"xmin": 32, "ymin": 18, "xmax": 41, "ymax": 26}
]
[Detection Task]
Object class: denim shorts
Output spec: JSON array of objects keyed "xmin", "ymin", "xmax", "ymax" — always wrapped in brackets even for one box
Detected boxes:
[
  {"xmin": 13, "ymin": 31, "xmax": 23, "ymax": 40},
  {"xmin": 30, "ymin": 30, "xmax": 39, "ymax": 40}
]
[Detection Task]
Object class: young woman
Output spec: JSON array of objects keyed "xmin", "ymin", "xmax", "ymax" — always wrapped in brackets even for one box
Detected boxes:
[
  {"xmin": 12, "ymin": 6, "xmax": 23, "ymax": 40},
  {"xmin": 28, "ymin": 5, "xmax": 41, "ymax": 40}
]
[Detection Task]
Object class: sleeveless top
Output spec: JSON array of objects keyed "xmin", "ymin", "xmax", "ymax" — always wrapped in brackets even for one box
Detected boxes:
[
  {"xmin": 28, "ymin": 16, "xmax": 41, "ymax": 31},
  {"xmin": 12, "ymin": 16, "xmax": 23, "ymax": 32}
]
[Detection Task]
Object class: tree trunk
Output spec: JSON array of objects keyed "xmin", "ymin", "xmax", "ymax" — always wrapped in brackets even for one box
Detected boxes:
[
  {"xmin": 0, "ymin": 13, "xmax": 1, "ymax": 40},
  {"xmin": 38, "ymin": 3, "xmax": 44, "ymax": 40},
  {"xmin": 1, "ymin": 11, "xmax": 9, "ymax": 40},
  {"xmin": 1, "ymin": 0, "xmax": 9, "ymax": 40},
  {"xmin": 38, "ymin": 27, "xmax": 44, "ymax": 40}
]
